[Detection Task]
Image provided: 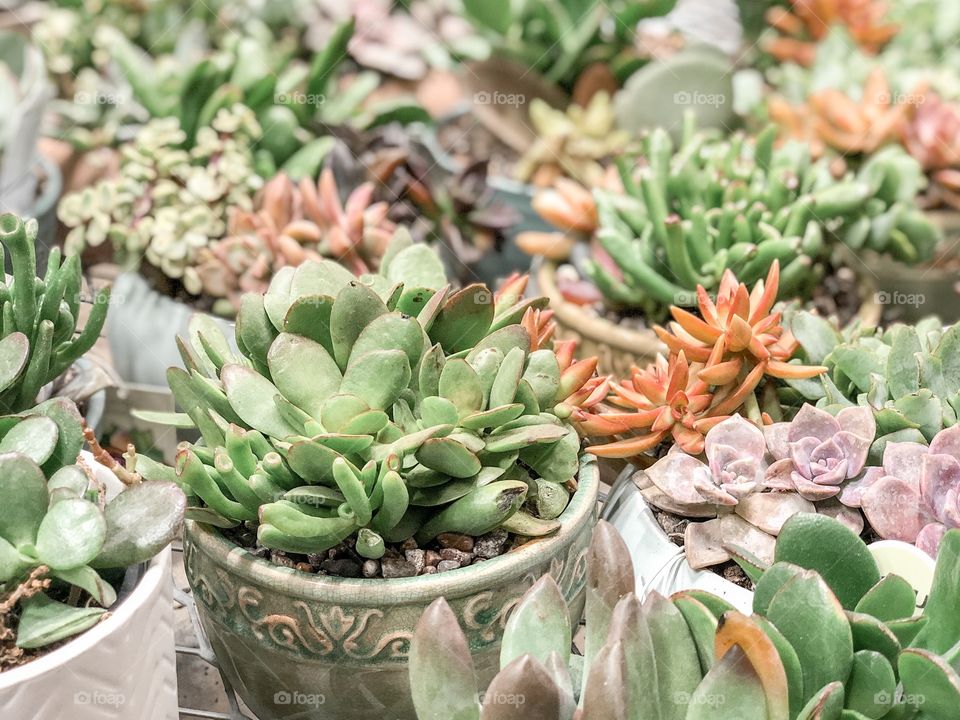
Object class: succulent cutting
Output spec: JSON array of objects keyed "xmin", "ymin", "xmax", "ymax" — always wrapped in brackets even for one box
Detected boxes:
[
  {"xmin": 409, "ymin": 516, "xmax": 960, "ymax": 719},
  {"xmin": 157, "ymin": 246, "xmax": 600, "ymax": 575},
  {"xmin": 0, "ymin": 214, "xmax": 108, "ymax": 415},
  {"xmin": 0, "ymin": 397, "xmax": 185, "ymax": 665}
]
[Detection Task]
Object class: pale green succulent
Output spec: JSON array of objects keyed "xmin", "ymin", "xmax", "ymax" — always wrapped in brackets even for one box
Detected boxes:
[{"xmin": 58, "ymin": 104, "xmax": 263, "ymax": 288}]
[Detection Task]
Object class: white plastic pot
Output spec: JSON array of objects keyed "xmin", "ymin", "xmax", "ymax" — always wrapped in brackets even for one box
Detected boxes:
[
  {"xmin": 0, "ymin": 456, "xmax": 178, "ymax": 719},
  {"xmin": 601, "ymin": 466, "xmax": 936, "ymax": 613}
]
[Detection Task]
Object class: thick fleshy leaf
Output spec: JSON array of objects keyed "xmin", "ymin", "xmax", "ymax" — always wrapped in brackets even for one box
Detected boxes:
[
  {"xmin": 580, "ymin": 641, "xmax": 628, "ymax": 720},
  {"xmin": 282, "ymin": 294, "xmax": 335, "ymax": 356},
  {"xmin": 286, "ymin": 439, "xmax": 345, "ymax": 484},
  {"xmin": 795, "ymin": 682, "xmax": 845, "ymax": 720},
  {"xmin": 15, "ymin": 594, "xmax": 106, "ymax": 649},
  {"xmin": 899, "ymin": 649, "xmax": 960, "ymax": 717},
  {"xmin": 754, "ymin": 562, "xmax": 804, "ymax": 616},
  {"xmin": 735, "ymin": 492, "xmax": 815, "ymax": 536},
  {"xmin": 221, "ymin": 365, "xmax": 300, "ymax": 439},
  {"xmin": 0, "ymin": 536, "xmax": 26, "ymax": 582},
  {"xmin": 500, "ymin": 575, "xmax": 571, "ymax": 669},
  {"xmin": 464, "ymin": 326, "xmax": 531, "ymax": 364},
  {"xmin": 92, "ymin": 482, "xmax": 186, "ymax": 568},
  {"xmin": 484, "ymin": 655, "xmax": 566, "ymax": 720},
  {"xmin": 439, "ymin": 358, "xmax": 484, "ymax": 416},
  {"xmin": 765, "ymin": 571, "xmax": 854, "ymax": 706},
  {"xmin": 672, "ymin": 594, "xmax": 719, "ymax": 673},
  {"xmin": 0, "ymin": 453, "xmax": 48, "ymax": 547},
  {"xmin": 483, "ymin": 424, "xmax": 568, "ymax": 453},
  {"xmin": 522, "ymin": 350, "xmax": 561, "ymax": 409},
  {"xmin": 461, "ymin": 404, "xmax": 524, "ymax": 430},
  {"xmin": 845, "ymin": 611, "xmax": 901, "ymax": 668},
  {"xmin": 519, "ymin": 426, "xmax": 580, "ymax": 484},
  {"xmin": 351, "ymin": 312, "xmax": 425, "ymax": 369},
  {"xmin": 28, "ymin": 398, "xmax": 85, "ymax": 474},
  {"xmin": 685, "ymin": 646, "xmax": 769, "ymax": 720},
  {"xmin": 861, "ymin": 477, "xmax": 926, "ymax": 543},
  {"xmin": 36, "ymin": 498, "xmax": 106, "ymax": 570},
  {"xmin": 329, "ymin": 281, "xmax": 388, "ymax": 370},
  {"xmin": 712, "ymin": 612, "xmax": 789, "ymax": 720},
  {"xmin": 774, "ymin": 513, "xmax": 880, "ymax": 609},
  {"xmin": 912, "ymin": 529, "xmax": 960, "ymax": 653},
  {"xmin": 47, "ymin": 465, "xmax": 92, "ymax": 504},
  {"xmin": 415, "ymin": 438, "xmax": 481, "ymax": 478},
  {"xmin": 236, "ymin": 292, "xmax": 278, "ymax": 366},
  {"xmin": 489, "ymin": 347, "xmax": 525, "ymax": 409},
  {"xmin": 53, "ymin": 565, "xmax": 117, "ymax": 607},
  {"xmin": 428, "ymin": 285, "xmax": 495, "ymax": 353},
  {"xmin": 0, "ymin": 416, "xmax": 59, "ymax": 465},
  {"xmin": 386, "ymin": 244, "xmax": 446, "ymax": 293},
  {"xmin": 0, "ymin": 332, "xmax": 29, "ymax": 394},
  {"xmin": 788, "ymin": 404, "xmax": 841, "ymax": 443},
  {"xmin": 267, "ymin": 333, "xmax": 341, "ymax": 419},
  {"xmin": 854, "ymin": 574, "xmax": 917, "ymax": 622},
  {"xmin": 646, "ymin": 454, "xmax": 714, "ymax": 506},
  {"xmin": 752, "ymin": 615, "xmax": 805, "ymax": 719},
  {"xmin": 642, "ymin": 592, "xmax": 702, "ymax": 720},
  {"xmin": 844, "ymin": 650, "xmax": 896, "ymax": 718},
  {"xmin": 340, "ymin": 349, "xmax": 411, "ymax": 410},
  {"xmin": 409, "ymin": 598, "xmax": 480, "ymax": 720}
]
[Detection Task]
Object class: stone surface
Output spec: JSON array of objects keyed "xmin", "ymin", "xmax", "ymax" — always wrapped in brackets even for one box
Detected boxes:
[
  {"xmin": 437, "ymin": 533, "xmax": 475, "ymax": 552},
  {"xmin": 380, "ymin": 557, "xmax": 418, "ymax": 578},
  {"xmin": 436, "ymin": 560, "xmax": 461, "ymax": 572}
]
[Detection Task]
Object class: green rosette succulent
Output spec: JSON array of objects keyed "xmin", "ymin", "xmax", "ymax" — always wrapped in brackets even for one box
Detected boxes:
[
  {"xmin": 0, "ymin": 398, "xmax": 185, "ymax": 653},
  {"xmin": 0, "ymin": 214, "xmax": 108, "ymax": 414},
  {"xmin": 153, "ymin": 237, "xmax": 599, "ymax": 561},
  {"xmin": 786, "ymin": 310, "xmax": 960, "ymax": 459},
  {"xmin": 410, "ymin": 516, "xmax": 960, "ymax": 719},
  {"xmin": 585, "ymin": 120, "xmax": 939, "ymax": 319}
]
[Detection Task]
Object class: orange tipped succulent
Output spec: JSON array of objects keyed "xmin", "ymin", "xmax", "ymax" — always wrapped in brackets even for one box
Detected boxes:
[
  {"xmin": 765, "ymin": 0, "xmax": 899, "ymax": 67},
  {"xmin": 768, "ymin": 68, "xmax": 916, "ymax": 157},
  {"xmin": 579, "ymin": 262, "xmax": 827, "ymax": 458}
]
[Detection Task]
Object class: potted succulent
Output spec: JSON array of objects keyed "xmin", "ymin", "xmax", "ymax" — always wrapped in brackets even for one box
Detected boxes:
[
  {"xmin": 0, "ymin": 31, "xmax": 61, "ymax": 272},
  {"xmin": 523, "ymin": 121, "xmax": 938, "ymax": 376},
  {"xmin": 151, "ymin": 258, "xmax": 603, "ymax": 719},
  {"xmin": 409, "ymin": 516, "xmax": 960, "ymax": 719}
]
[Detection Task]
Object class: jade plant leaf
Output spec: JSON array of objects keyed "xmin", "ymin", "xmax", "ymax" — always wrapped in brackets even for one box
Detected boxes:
[
  {"xmin": 846, "ymin": 610, "xmax": 902, "ymax": 668},
  {"xmin": 27, "ymin": 398, "xmax": 85, "ymax": 474},
  {"xmin": 911, "ymin": 529, "xmax": 960, "ymax": 653},
  {"xmin": 712, "ymin": 612, "xmax": 790, "ymax": 720},
  {"xmin": 53, "ymin": 565, "xmax": 117, "ymax": 607},
  {"xmin": 685, "ymin": 646, "xmax": 769, "ymax": 720},
  {"xmin": 795, "ymin": 681, "xmax": 845, "ymax": 720},
  {"xmin": 500, "ymin": 575, "xmax": 571, "ymax": 669},
  {"xmin": 385, "ymin": 244, "xmax": 446, "ymax": 295},
  {"xmin": 92, "ymin": 482, "xmax": 187, "ymax": 568},
  {"xmin": 0, "ymin": 453, "xmax": 48, "ymax": 547},
  {"xmin": 671, "ymin": 594, "xmax": 719, "ymax": 673},
  {"xmin": 329, "ymin": 281, "xmax": 388, "ymax": 370},
  {"xmin": 752, "ymin": 615, "xmax": 806, "ymax": 719},
  {"xmin": 0, "ymin": 332, "xmax": 29, "ymax": 394},
  {"xmin": 267, "ymin": 333, "xmax": 341, "ymax": 419},
  {"xmin": 340, "ymin": 349, "xmax": 411, "ymax": 410},
  {"xmin": 427, "ymin": 284, "xmax": 495, "ymax": 354},
  {"xmin": 844, "ymin": 650, "xmax": 896, "ymax": 718},
  {"xmin": 438, "ymin": 359, "xmax": 484, "ymax": 416},
  {"xmin": 0, "ymin": 415, "xmax": 59, "ymax": 465},
  {"xmin": 15, "ymin": 593, "xmax": 106, "ymax": 649},
  {"xmin": 409, "ymin": 598, "xmax": 480, "ymax": 720},
  {"xmin": 351, "ymin": 313, "xmax": 424, "ymax": 369},
  {"xmin": 415, "ymin": 438, "xmax": 481, "ymax": 479},
  {"xmin": 854, "ymin": 574, "xmax": 917, "ymax": 622},
  {"xmin": 898, "ymin": 648, "xmax": 960, "ymax": 718},
  {"xmin": 35, "ymin": 497, "xmax": 106, "ymax": 570},
  {"xmin": 282, "ymin": 294, "xmax": 335, "ymax": 356},
  {"xmin": 489, "ymin": 347, "xmax": 525, "ymax": 409},
  {"xmin": 236, "ymin": 293, "xmax": 278, "ymax": 367},
  {"xmin": 774, "ymin": 514, "xmax": 880, "ymax": 610}
]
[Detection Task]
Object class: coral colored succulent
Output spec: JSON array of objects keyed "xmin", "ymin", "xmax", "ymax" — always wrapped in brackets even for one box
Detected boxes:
[
  {"xmin": 901, "ymin": 93, "xmax": 960, "ymax": 208},
  {"xmin": 840, "ymin": 425, "xmax": 960, "ymax": 557},
  {"xmin": 764, "ymin": 0, "xmax": 899, "ymax": 66}
]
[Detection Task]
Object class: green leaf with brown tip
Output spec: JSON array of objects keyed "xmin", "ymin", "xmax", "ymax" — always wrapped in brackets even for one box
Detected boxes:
[
  {"xmin": 267, "ymin": 333, "xmax": 341, "ymax": 419},
  {"xmin": 845, "ymin": 650, "xmax": 895, "ymax": 718},
  {"xmin": 685, "ymin": 646, "xmax": 769, "ymax": 720},
  {"xmin": 753, "ymin": 615, "xmax": 806, "ymax": 719},
  {"xmin": 775, "ymin": 513, "xmax": 880, "ymax": 610},
  {"xmin": 500, "ymin": 575, "xmax": 571, "ymax": 669},
  {"xmin": 796, "ymin": 682, "xmax": 845, "ymax": 720},
  {"xmin": 428, "ymin": 284, "xmax": 495, "ymax": 353},
  {"xmin": 414, "ymin": 480, "xmax": 527, "ymax": 543},
  {"xmin": 416, "ymin": 437, "xmax": 481, "ymax": 478},
  {"xmin": 484, "ymin": 424, "xmax": 568, "ymax": 453},
  {"xmin": 580, "ymin": 640, "xmax": 629, "ymax": 720},
  {"xmin": 500, "ymin": 510, "xmax": 561, "ymax": 537},
  {"xmin": 845, "ymin": 610, "xmax": 902, "ymax": 670},
  {"xmin": 341, "ymin": 349, "xmax": 411, "ymax": 410},
  {"xmin": 222, "ymin": 364, "xmax": 301, "ymax": 439},
  {"xmin": 854, "ymin": 574, "xmax": 917, "ymax": 623},
  {"xmin": 899, "ymin": 648, "xmax": 960, "ymax": 718},
  {"xmin": 330, "ymin": 281, "xmax": 388, "ymax": 370},
  {"xmin": 484, "ymin": 655, "xmax": 566, "ymax": 720},
  {"xmin": 439, "ymin": 358, "xmax": 483, "ymax": 416}
]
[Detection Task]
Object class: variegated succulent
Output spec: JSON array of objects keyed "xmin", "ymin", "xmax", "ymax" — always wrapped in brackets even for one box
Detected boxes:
[
  {"xmin": 152, "ymin": 245, "xmax": 599, "ymax": 573},
  {"xmin": 192, "ymin": 169, "xmax": 396, "ymax": 314},
  {"xmin": 409, "ymin": 515, "xmax": 960, "ymax": 720},
  {"xmin": 840, "ymin": 424, "xmax": 960, "ymax": 557},
  {"xmin": 0, "ymin": 398, "xmax": 185, "ymax": 663},
  {"xmin": 634, "ymin": 406, "xmax": 866, "ymax": 569},
  {"xmin": 579, "ymin": 263, "xmax": 827, "ymax": 458},
  {"xmin": 58, "ymin": 105, "xmax": 263, "ymax": 289}
]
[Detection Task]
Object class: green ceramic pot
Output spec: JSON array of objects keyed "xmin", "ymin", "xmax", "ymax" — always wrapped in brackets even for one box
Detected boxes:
[{"xmin": 183, "ymin": 455, "xmax": 600, "ymax": 720}]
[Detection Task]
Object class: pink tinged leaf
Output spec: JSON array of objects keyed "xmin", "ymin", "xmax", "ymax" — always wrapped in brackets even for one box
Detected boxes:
[
  {"xmin": 787, "ymin": 404, "xmax": 841, "ymax": 443},
  {"xmin": 705, "ymin": 415, "xmax": 767, "ymax": 465},
  {"xmin": 809, "ymin": 440, "xmax": 849, "ymax": 486},
  {"xmin": 764, "ymin": 458, "xmax": 797, "ymax": 490},
  {"xmin": 916, "ymin": 523, "xmax": 948, "ymax": 557},
  {"xmin": 720, "ymin": 514, "xmax": 776, "ymax": 565},
  {"xmin": 920, "ymin": 453, "xmax": 960, "ymax": 517},
  {"xmin": 764, "ymin": 422, "xmax": 792, "ymax": 461},
  {"xmin": 833, "ymin": 431, "xmax": 871, "ymax": 478},
  {"xmin": 927, "ymin": 424, "xmax": 960, "ymax": 465},
  {"xmin": 861, "ymin": 477, "xmax": 928, "ymax": 542},
  {"xmin": 791, "ymin": 472, "xmax": 842, "ymax": 500},
  {"xmin": 816, "ymin": 498, "xmax": 865, "ymax": 535},
  {"xmin": 882, "ymin": 442, "xmax": 929, "ymax": 492},
  {"xmin": 836, "ymin": 405, "xmax": 876, "ymax": 444},
  {"xmin": 735, "ymin": 492, "xmax": 815, "ymax": 535},
  {"xmin": 646, "ymin": 453, "xmax": 714, "ymax": 506},
  {"xmin": 839, "ymin": 467, "xmax": 886, "ymax": 508},
  {"xmin": 790, "ymin": 436, "xmax": 819, "ymax": 480},
  {"xmin": 693, "ymin": 473, "xmax": 739, "ymax": 506},
  {"xmin": 685, "ymin": 518, "xmax": 731, "ymax": 568}
]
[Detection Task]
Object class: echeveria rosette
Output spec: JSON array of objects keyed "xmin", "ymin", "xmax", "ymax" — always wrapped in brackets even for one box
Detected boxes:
[
  {"xmin": 840, "ymin": 425, "xmax": 960, "ymax": 557},
  {"xmin": 764, "ymin": 404, "xmax": 875, "ymax": 501}
]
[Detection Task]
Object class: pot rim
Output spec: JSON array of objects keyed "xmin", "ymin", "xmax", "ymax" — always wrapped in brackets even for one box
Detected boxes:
[{"xmin": 185, "ymin": 454, "xmax": 599, "ymax": 604}]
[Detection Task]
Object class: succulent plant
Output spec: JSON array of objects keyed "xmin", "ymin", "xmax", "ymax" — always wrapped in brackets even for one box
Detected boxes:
[
  {"xmin": 763, "ymin": 0, "xmax": 899, "ymax": 67},
  {"xmin": 545, "ymin": 119, "xmax": 938, "ymax": 318},
  {"xmin": 0, "ymin": 398, "xmax": 185, "ymax": 660},
  {"xmin": 456, "ymin": 0, "xmax": 677, "ymax": 89},
  {"xmin": 192, "ymin": 169, "xmax": 397, "ymax": 314},
  {"xmin": 901, "ymin": 92, "xmax": 960, "ymax": 208},
  {"xmin": 514, "ymin": 93, "xmax": 632, "ymax": 188},
  {"xmin": 786, "ymin": 311, "xmax": 960, "ymax": 456},
  {"xmin": 840, "ymin": 424, "xmax": 960, "ymax": 557},
  {"xmin": 154, "ymin": 250, "xmax": 599, "ymax": 568},
  {"xmin": 0, "ymin": 214, "xmax": 109, "ymax": 414},
  {"xmin": 579, "ymin": 263, "xmax": 827, "ymax": 458},
  {"xmin": 409, "ymin": 515, "xmax": 960, "ymax": 719},
  {"xmin": 58, "ymin": 105, "xmax": 263, "ymax": 290}
]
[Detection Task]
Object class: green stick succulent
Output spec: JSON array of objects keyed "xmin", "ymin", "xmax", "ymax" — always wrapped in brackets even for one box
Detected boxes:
[
  {"xmin": 410, "ymin": 515, "xmax": 960, "ymax": 719},
  {"xmin": 785, "ymin": 310, "xmax": 960, "ymax": 459},
  {"xmin": 0, "ymin": 398, "xmax": 185, "ymax": 655},
  {"xmin": 153, "ymin": 236, "xmax": 601, "ymax": 566},
  {"xmin": 0, "ymin": 214, "xmax": 109, "ymax": 414},
  {"xmin": 581, "ymin": 120, "xmax": 939, "ymax": 319}
]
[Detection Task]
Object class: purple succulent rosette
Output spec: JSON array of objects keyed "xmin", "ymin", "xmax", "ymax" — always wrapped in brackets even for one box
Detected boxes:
[
  {"xmin": 840, "ymin": 425, "xmax": 960, "ymax": 557},
  {"xmin": 763, "ymin": 405, "xmax": 875, "ymax": 501}
]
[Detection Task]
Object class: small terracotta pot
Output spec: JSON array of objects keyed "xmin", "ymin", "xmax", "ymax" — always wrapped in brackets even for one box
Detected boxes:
[{"xmin": 184, "ymin": 455, "xmax": 600, "ymax": 720}]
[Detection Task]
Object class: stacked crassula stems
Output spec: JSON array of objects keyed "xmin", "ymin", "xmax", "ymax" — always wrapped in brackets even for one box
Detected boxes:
[{"xmin": 158, "ymin": 239, "xmax": 603, "ymax": 578}]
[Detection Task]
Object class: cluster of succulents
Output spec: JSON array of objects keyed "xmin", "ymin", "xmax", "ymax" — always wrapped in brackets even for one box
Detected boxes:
[
  {"xmin": 0, "ymin": 396, "xmax": 185, "ymax": 662},
  {"xmin": 514, "ymin": 93, "xmax": 632, "ymax": 187},
  {"xmin": 576, "ymin": 263, "xmax": 827, "ymax": 458},
  {"xmin": 0, "ymin": 215, "xmax": 108, "ymax": 414},
  {"xmin": 410, "ymin": 516, "xmax": 960, "ymax": 719},
  {"xmin": 526, "ymin": 119, "xmax": 940, "ymax": 319},
  {"xmin": 156, "ymin": 241, "xmax": 602, "ymax": 575},
  {"xmin": 58, "ymin": 105, "xmax": 263, "ymax": 289}
]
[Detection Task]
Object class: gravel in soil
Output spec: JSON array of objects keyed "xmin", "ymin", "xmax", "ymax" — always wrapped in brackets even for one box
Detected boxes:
[
  {"xmin": 223, "ymin": 525, "xmax": 527, "ymax": 579},
  {"xmin": 652, "ymin": 508, "xmax": 753, "ymax": 591}
]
